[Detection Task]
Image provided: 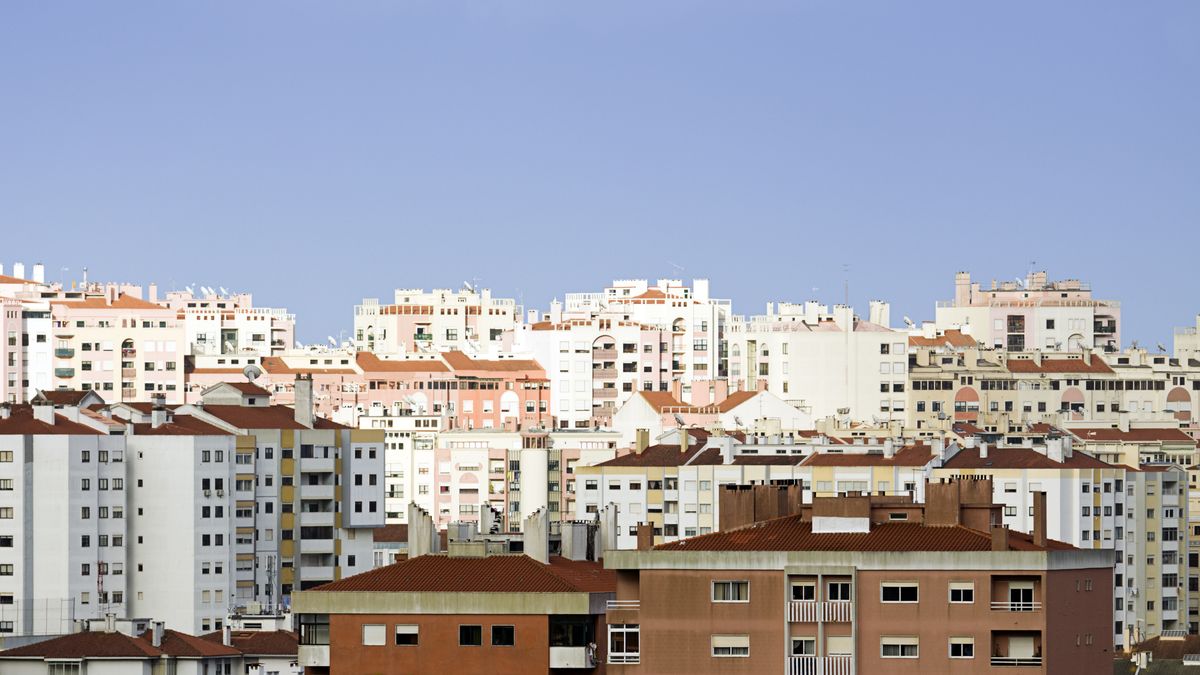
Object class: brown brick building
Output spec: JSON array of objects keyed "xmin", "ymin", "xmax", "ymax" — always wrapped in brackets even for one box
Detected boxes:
[{"xmin": 603, "ymin": 483, "xmax": 1114, "ymax": 674}]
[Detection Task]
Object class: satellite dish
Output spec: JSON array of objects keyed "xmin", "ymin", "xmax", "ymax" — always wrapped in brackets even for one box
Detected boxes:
[
  {"xmin": 463, "ymin": 281, "xmax": 474, "ymax": 293},
  {"xmin": 734, "ymin": 416, "xmax": 744, "ymax": 428},
  {"xmin": 242, "ymin": 364, "xmax": 263, "ymax": 382},
  {"xmin": 1014, "ymin": 277, "xmax": 1025, "ymax": 288},
  {"xmin": 673, "ymin": 413, "xmax": 686, "ymax": 426},
  {"xmin": 903, "ymin": 316, "xmax": 915, "ymax": 328},
  {"xmin": 1157, "ymin": 343, "xmax": 1167, "ymax": 353},
  {"xmin": 223, "ymin": 340, "xmax": 235, "ymax": 352},
  {"xmin": 294, "ymin": 340, "xmax": 303, "ymax": 349},
  {"xmin": 185, "ymin": 285, "xmax": 195, "ymax": 295},
  {"xmin": 219, "ymin": 286, "xmax": 228, "ymax": 295},
  {"xmin": 327, "ymin": 336, "xmax": 338, "ymax": 347}
]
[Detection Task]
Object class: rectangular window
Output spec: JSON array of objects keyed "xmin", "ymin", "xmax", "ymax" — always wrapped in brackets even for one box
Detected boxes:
[
  {"xmin": 949, "ymin": 582, "xmax": 974, "ymax": 603},
  {"xmin": 712, "ymin": 580, "xmax": 749, "ymax": 602},
  {"xmin": 828, "ymin": 581, "xmax": 851, "ymax": 601},
  {"xmin": 362, "ymin": 624, "xmax": 385, "ymax": 646},
  {"xmin": 492, "ymin": 625, "xmax": 515, "ymax": 646},
  {"xmin": 608, "ymin": 624, "xmax": 640, "ymax": 664},
  {"xmin": 791, "ymin": 583, "xmax": 816, "ymax": 601},
  {"xmin": 395, "ymin": 624, "xmax": 419, "ymax": 646},
  {"xmin": 791, "ymin": 637, "xmax": 816, "ymax": 656},
  {"xmin": 949, "ymin": 636, "xmax": 975, "ymax": 658},
  {"xmin": 460, "ymin": 625, "xmax": 482, "ymax": 646},
  {"xmin": 881, "ymin": 582, "xmax": 918, "ymax": 603},
  {"xmin": 711, "ymin": 634, "xmax": 750, "ymax": 657},
  {"xmin": 881, "ymin": 636, "xmax": 919, "ymax": 658}
]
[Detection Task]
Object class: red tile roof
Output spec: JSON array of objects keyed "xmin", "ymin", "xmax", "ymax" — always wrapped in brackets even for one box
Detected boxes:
[
  {"xmin": 131, "ymin": 414, "xmax": 232, "ymax": 436},
  {"xmin": 442, "ymin": 350, "xmax": 544, "ymax": 374},
  {"xmin": 1067, "ymin": 427, "xmax": 1197, "ymax": 444},
  {"xmin": 142, "ymin": 629, "xmax": 241, "ymax": 658},
  {"xmin": 200, "ymin": 630, "xmax": 298, "ymax": 656},
  {"xmin": 51, "ymin": 294, "xmax": 165, "ymax": 311},
  {"xmin": 0, "ymin": 631, "xmax": 163, "ymax": 659},
  {"xmin": 357, "ymin": 352, "xmax": 448, "ymax": 373},
  {"xmin": 800, "ymin": 444, "xmax": 934, "ymax": 467},
  {"xmin": 654, "ymin": 517, "xmax": 1072, "ymax": 553},
  {"xmin": 198, "ymin": 404, "xmax": 346, "ymax": 430},
  {"xmin": 638, "ymin": 391, "xmax": 686, "ymax": 412},
  {"xmin": 223, "ymin": 382, "xmax": 271, "ymax": 396},
  {"xmin": 0, "ymin": 405, "xmax": 105, "ymax": 436},
  {"xmin": 715, "ymin": 390, "xmax": 758, "ymax": 412},
  {"xmin": 0, "ymin": 274, "xmax": 33, "ymax": 284},
  {"xmin": 908, "ymin": 329, "xmax": 978, "ymax": 348},
  {"xmin": 35, "ymin": 389, "xmax": 103, "ymax": 406},
  {"xmin": 312, "ymin": 554, "xmax": 614, "ymax": 593},
  {"xmin": 1006, "ymin": 357, "xmax": 1113, "ymax": 374},
  {"xmin": 941, "ymin": 447, "xmax": 1112, "ymax": 470}
]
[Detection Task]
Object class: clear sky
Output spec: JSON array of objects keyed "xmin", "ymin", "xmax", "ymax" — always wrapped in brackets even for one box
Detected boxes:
[{"xmin": 2, "ymin": 1, "xmax": 1198, "ymax": 346}]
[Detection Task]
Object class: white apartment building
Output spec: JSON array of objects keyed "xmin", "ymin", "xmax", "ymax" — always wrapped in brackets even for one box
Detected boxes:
[
  {"xmin": 163, "ymin": 289, "xmax": 296, "ymax": 356},
  {"xmin": 354, "ymin": 286, "xmax": 518, "ymax": 355},
  {"xmin": 1177, "ymin": 314, "xmax": 1200, "ymax": 363},
  {"xmin": 725, "ymin": 300, "xmax": 904, "ymax": 421},
  {"xmin": 935, "ymin": 270, "xmax": 1121, "ymax": 352}
]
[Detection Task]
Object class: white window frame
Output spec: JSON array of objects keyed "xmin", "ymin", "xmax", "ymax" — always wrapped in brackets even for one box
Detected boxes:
[
  {"xmin": 881, "ymin": 582, "xmax": 918, "ymax": 603},
  {"xmin": 949, "ymin": 581, "xmax": 975, "ymax": 604},
  {"xmin": 881, "ymin": 636, "xmax": 919, "ymax": 659},
  {"xmin": 949, "ymin": 636, "xmax": 975, "ymax": 659},
  {"xmin": 712, "ymin": 580, "xmax": 750, "ymax": 603},
  {"xmin": 711, "ymin": 634, "xmax": 750, "ymax": 658}
]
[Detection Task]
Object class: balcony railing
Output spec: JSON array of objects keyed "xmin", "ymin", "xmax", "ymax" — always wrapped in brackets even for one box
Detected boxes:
[
  {"xmin": 592, "ymin": 368, "xmax": 618, "ymax": 379},
  {"xmin": 54, "ymin": 368, "xmax": 75, "ymax": 378},
  {"xmin": 607, "ymin": 600, "xmax": 639, "ymax": 611},
  {"xmin": 54, "ymin": 348, "xmax": 75, "ymax": 358},
  {"xmin": 991, "ymin": 657, "xmax": 1042, "ymax": 667},
  {"xmin": 608, "ymin": 654, "xmax": 640, "ymax": 664},
  {"xmin": 591, "ymin": 348, "xmax": 618, "ymax": 360},
  {"xmin": 593, "ymin": 388, "xmax": 618, "ymax": 399},
  {"xmin": 786, "ymin": 656, "xmax": 853, "ymax": 675},
  {"xmin": 990, "ymin": 601, "xmax": 1041, "ymax": 612},
  {"xmin": 787, "ymin": 601, "xmax": 853, "ymax": 623}
]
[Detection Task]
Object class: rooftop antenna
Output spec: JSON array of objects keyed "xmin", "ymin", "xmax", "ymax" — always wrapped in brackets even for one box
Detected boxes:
[
  {"xmin": 1131, "ymin": 340, "xmax": 1140, "ymax": 350},
  {"xmin": 842, "ymin": 263, "xmax": 850, "ymax": 306},
  {"xmin": 1157, "ymin": 343, "xmax": 1167, "ymax": 353},
  {"xmin": 82, "ymin": 266, "xmax": 88, "ymax": 287},
  {"xmin": 667, "ymin": 261, "xmax": 684, "ymax": 276}
]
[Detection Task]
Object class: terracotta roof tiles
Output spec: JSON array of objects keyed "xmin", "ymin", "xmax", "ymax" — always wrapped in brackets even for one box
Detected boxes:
[
  {"xmin": 312, "ymin": 554, "xmax": 614, "ymax": 594},
  {"xmin": 942, "ymin": 447, "xmax": 1112, "ymax": 470}
]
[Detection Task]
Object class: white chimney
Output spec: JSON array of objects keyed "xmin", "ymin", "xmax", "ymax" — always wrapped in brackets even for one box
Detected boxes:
[
  {"xmin": 151, "ymin": 621, "xmax": 164, "ymax": 647},
  {"xmin": 104, "ymin": 613, "xmax": 116, "ymax": 633},
  {"xmin": 0, "ymin": 403, "xmax": 10, "ymax": 420},
  {"xmin": 978, "ymin": 441, "xmax": 988, "ymax": 459},
  {"xmin": 1046, "ymin": 438, "xmax": 1064, "ymax": 463},
  {"xmin": 12, "ymin": 262, "xmax": 25, "ymax": 281},
  {"xmin": 1063, "ymin": 435, "xmax": 1073, "ymax": 459},
  {"xmin": 32, "ymin": 401, "xmax": 54, "ymax": 425},
  {"xmin": 963, "ymin": 435, "xmax": 977, "ymax": 449},
  {"xmin": 931, "ymin": 436, "xmax": 945, "ymax": 460},
  {"xmin": 222, "ymin": 624, "xmax": 232, "ymax": 646},
  {"xmin": 294, "ymin": 375, "xmax": 314, "ymax": 428},
  {"xmin": 32, "ymin": 263, "xmax": 45, "ymax": 283},
  {"xmin": 883, "ymin": 438, "xmax": 895, "ymax": 459}
]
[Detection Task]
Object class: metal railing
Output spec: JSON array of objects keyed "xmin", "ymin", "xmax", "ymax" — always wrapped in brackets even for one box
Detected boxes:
[
  {"xmin": 607, "ymin": 600, "xmax": 640, "ymax": 610},
  {"xmin": 990, "ymin": 601, "xmax": 1041, "ymax": 611},
  {"xmin": 787, "ymin": 601, "xmax": 853, "ymax": 623},
  {"xmin": 990, "ymin": 657, "xmax": 1042, "ymax": 667},
  {"xmin": 786, "ymin": 656, "xmax": 853, "ymax": 675},
  {"xmin": 608, "ymin": 654, "xmax": 640, "ymax": 664}
]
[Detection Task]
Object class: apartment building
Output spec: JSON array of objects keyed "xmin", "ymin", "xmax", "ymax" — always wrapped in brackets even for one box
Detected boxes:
[
  {"xmin": 935, "ymin": 270, "xmax": 1121, "ymax": 351},
  {"xmin": 171, "ymin": 378, "xmax": 385, "ymax": 608},
  {"xmin": 575, "ymin": 428, "xmax": 947, "ymax": 549},
  {"xmin": 163, "ymin": 288, "xmax": 296, "ymax": 356},
  {"xmin": 353, "ymin": 286, "xmax": 518, "ymax": 355},
  {"xmin": 511, "ymin": 317, "xmax": 671, "ymax": 428},
  {"xmin": 907, "ymin": 345, "xmax": 1200, "ymax": 432},
  {"xmin": 1177, "ymin": 315, "xmax": 1200, "ymax": 362},
  {"xmin": 603, "ymin": 481, "xmax": 1114, "ymax": 674},
  {"xmin": 933, "ymin": 436, "xmax": 1188, "ymax": 648},
  {"xmin": 292, "ymin": 511, "xmax": 615, "ymax": 675},
  {"xmin": 725, "ymin": 300, "xmax": 906, "ymax": 421}
]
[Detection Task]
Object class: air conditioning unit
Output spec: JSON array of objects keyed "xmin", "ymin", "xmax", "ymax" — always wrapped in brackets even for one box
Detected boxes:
[
  {"xmin": 217, "ymin": 489, "xmax": 225, "ymax": 497},
  {"xmin": 204, "ymin": 489, "xmax": 212, "ymax": 497}
]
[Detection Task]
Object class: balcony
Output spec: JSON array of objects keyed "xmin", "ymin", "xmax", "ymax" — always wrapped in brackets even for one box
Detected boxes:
[
  {"xmin": 301, "ymin": 511, "xmax": 336, "ymax": 527},
  {"xmin": 592, "ymin": 368, "xmax": 618, "ymax": 379},
  {"xmin": 54, "ymin": 368, "xmax": 75, "ymax": 378},
  {"xmin": 54, "ymin": 348, "xmax": 75, "ymax": 358},
  {"xmin": 300, "ymin": 483, "xmax": 335, "ymax": 500},
  {"xmin": 786, "ymin": 656, "xmax": 853, "ymax": 675},
  {"xmin": 549, "ymin": 646, "xmax": 597, "ymax": 669},
  {"xmin": 787, "ymin": 601, "xmax": 853, "ymax": 623},
  {"xmin": 121, "ymin": 368, "xmax": 136, "ymax": 379},
  {"xmin": 991, "ymin": 657, "xmax": 1042, "ymax": 667},
  {"xmin": 297, "ymin": 645, "xmax": 329, "ymax": 668},
  {"xmin": 413, "ymin": 332, "xmax": 433, "ymax": 342},
  {"xmin": 121, "ymin": 348, "xmax": 136, "ymax": 357},
  {"xmin": 593, "ymin": 388, "xmax": 618, "ymax": 400},
  {"xmin": 299, "ymin": 564, "xmax": 335, "ymax": 580},
  {"xmin": 606, "ymin": 600, "xmax": 639, "ymax": 623},
  {"xmin": 991, "ymin": 601, "xmax": 1042, "ymax": 612},
  {"xmin": 591, "ymin": 348, "xmax": 618, "ymax": 361}
]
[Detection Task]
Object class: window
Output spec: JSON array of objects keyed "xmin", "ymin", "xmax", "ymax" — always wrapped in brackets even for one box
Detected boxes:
[
  {"xmin": 609, "ymin": 624, "xmax": 640, "ymax": 664},
  {"xmin": 949, "ymin": 636, "xmax": 975, "ymax": 658},
  {"xmin": 881, "ymin": 636, "xmax": 919, "ymax": 658},
  {"xmin": 362, "ymin": 623, "xmax": 386, "ymax": 646},
  {"xmin": 949, "ymin": 582, "xmax": 974, "ymax": 603},
  {"xmin": 711, "ymin": 634, "xmax": 750, "ymax": 657},
  {"xmin": 791, "ymin": 582, "xmax": 816, "ymax": 601},
  {"xmin": 712, "ymin": 581, "xmax": 749, "ymax": 602},
  {"xmin": 828, "ymin": 581, "xmax": 851, "ymax": 602},
  {"xmin": 791, "ymin": 637, "xmax": 816, "ymax": 656},
  {"xmin": 395, "ymin": 624, "xmax": 419, "ymax": 646},
  {"xmin": 881, "ymin": 582, "xmax": 918, "ymax": 603},
  {"xmin": 460, "ymin": 625, "xmax": 483, "ymax": 646},
  {"xmin": 492, "ymin": 625, "xmax": 515, "ymax": 646}
]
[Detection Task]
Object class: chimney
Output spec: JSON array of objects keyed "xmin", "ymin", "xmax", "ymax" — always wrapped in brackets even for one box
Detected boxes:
[
  {"xmin": 32, "ymin": 262, "xmax": 45, "ymax": 283},
  {"xmin": 1046, "ymin": 438, "xmax": 1064, "ymax": 463},
  {"xmin": 406, "ymin": 503, "xmax": 439, "ymax": 557},
  {"xmin": 1032, "ymin": 491, "xmax": 1047, "ymax": 548},
  {"xmin": 963, "ymin": 435, "xmax": 977, "ymax": 449},
  {"xmin": 12, "ymin": 262, "xmax": 25, "ymax": 281},
  {"xmin": 1063, "ymin": 435, "xmax": 1073, "ymax": 459},
  {"xmin": 678, "ymin": 427, "xmax": 689, "ymax": 454},
  {"xmin": 293, "ymin": 374, "xmax": 314, "ymax": 428},
  {"xmin": 148, "ymin": 283, "xmax": 158, "ymax": 303},
  {"xmin": 634, "ymin": 428, "xmax": 649, "ymax": 454},
  {"xmin": 978, "ymin": 441, "xmax": 988, "ymax": 459},
  {"xmin": 150, "ymin": 394, "xmax": 168, "ymax": 428},
  {"xmin": 991, "ymin": 525, "xmax": 1010, "ymax": 551},
  {"xmin": 883, "ymin": 438, "xmax": 895, "ymax": 459},
  {"xmin": 522, "ymin": 508, "xmax": 550, "ymax": 564},
  {"xmin": 222, "ymin": 624, "xmax": 232, "ymax": 647},
  {"xmin": 32, "ymin": 400, "xmax": 55, "ymax": 425},
  {"xmin": 636, "ymin": 523, "xmax": 654, "ymax": 551},
  {"xmin": 151, "ymin": 621, "xmax": 164, "ymax": 647},
  {"xmin": 931, "ymin": 436, "xmax": 945, "ymax": 460},
  {"xmin": 104, "ymin": 613, "xmax": 116, "ymax": 634},
  {"xmin": 0, "ymin": 403, "xmax": 10, "ymax": 420}
]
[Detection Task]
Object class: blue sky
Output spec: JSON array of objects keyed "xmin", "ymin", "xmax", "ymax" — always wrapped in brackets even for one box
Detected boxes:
[{"xmin": 2, "ymin": 1, "xmax": 1197, "ymax": 345}]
